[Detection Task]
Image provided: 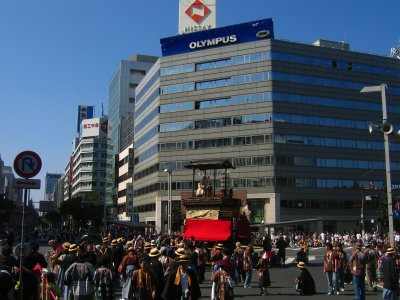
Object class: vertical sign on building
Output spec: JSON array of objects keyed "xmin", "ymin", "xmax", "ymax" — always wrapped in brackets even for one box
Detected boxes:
[
  {"xmin": 125, "ymin": 183, "xmax": 133, "ymax": 217},
  {"xmin": 179, "ymin": 0, "xmax": 216, "ymax": 34},
  {"xmin": 76, "ymin": 105, "xmax": 94, "ymax": 133}
]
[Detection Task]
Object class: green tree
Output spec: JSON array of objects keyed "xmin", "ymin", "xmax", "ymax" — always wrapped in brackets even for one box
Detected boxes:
[
  {"xmin": 59, "ymin": 192, "xmax": 103, "ymax": 228},
  {"xmin": 376, "ymin": 192, "xmax": 388, "ymax": 229},
  {"xmin": 43, "ymin": 210, "xmax": 62, "ymax": 227},
  {"xmin": 376, "ymin": 188, "xmax": 400, "ymax": 233}
]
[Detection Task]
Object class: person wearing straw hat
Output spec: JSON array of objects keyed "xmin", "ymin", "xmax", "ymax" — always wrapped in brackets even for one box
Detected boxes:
[
  {"xmin": 118, "ymin": 247, "xmax": 138, "ymax": 300},
  {"xmin": 111, "ymin": 239, "xmax": 124, "ymax": 289},
  {"xmin": 54, "ymin": 241, "xmax": 71, "ymax": 292},
  {"xmin": 210, "ymin": 244, "xmax": 224, "ymax": 273},
  {"xmin": 382, "ymin": 247, "xmax": 399, "ymax": 300},
  {"xmin": 130, "ymin": 256, "xmax": 156, "ymax": 300},
  {"xmin": 162, "ymin": 255, "xmax": 201, "ymax": 300},
  {"xmin": 61, "ymin": 243, "xmax": 80, "ymax": 299},
  {"xmin": 149, "ymin": 248, "xmax": 164, "ymax": 300},
  {"xmin": 295, "ymin": 261, "xmax": 316, "ymax": 295}
]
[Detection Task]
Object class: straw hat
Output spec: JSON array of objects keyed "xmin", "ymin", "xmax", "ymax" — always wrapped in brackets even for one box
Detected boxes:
[
  {"xmin": 149, "ymin": 248, "xmax": 161, "ymax": 257},
  {"xmin": 127, "ymin": 247, "xmax": 135, "ymax": 253},
  {"xmin": 144, "ymin": 242, "xmax": 152, "ymax": 249},
  {"xmin": 102, "ymin": 237, "xmax": 110, "ymax": 243},
  {"xmin": 175, "ymin": 247, "xmax": 186, "ymax": 256},
  {"xmin": 62, "ymin": 242, "xmax": 71, "ymax": 250},
  {"xmin": 178, "ymin": 255, "xmax": 191, "ymax": 263},
  {"xmin": 118, "ymin": 237, "xmax": 125, "ymax": 244},
  {"xmin": 111, "ymin": 239, "xmax": 118, "ymax": 246},
  {"xmin": 297, "ymin": 261, "xmax": 306, "ymax": 269},
  {"xmin": 126, "ymin": 241, "xmax": 133, "ymax": 247},
  {"xmin": 69, "ymin": 244, "xmax": 79, "ymax": 252},
  {"xmin": 215, "ymin": 243, "xmax": 224, "ymax": 250},
  {"xmin": 81, "ymin": 235, "xmax": 89, "ymax": 241},
  {"xmin": 386, "ymin": 247, "xmax": 396, "ymax": 254}
]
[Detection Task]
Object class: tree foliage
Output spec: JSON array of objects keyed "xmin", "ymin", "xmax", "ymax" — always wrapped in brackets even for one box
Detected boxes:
[
  {"xmin": 376, "ymin": 188, "xmax": 400, "ymax": 233},
  {"xmin": 59, "ymin": 192, "xmax": 103, "ymax": 228}
]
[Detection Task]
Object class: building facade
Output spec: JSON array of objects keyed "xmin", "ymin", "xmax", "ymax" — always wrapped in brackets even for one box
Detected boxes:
[
  {"xmin": 44, "ymin": 173, "xmax": 62, "ymax": 201},
  {"xmin": 63, "ymin": 117, "xmax": 109, "ymax": 201},
  {"xmin": 106, "ymin": 55, "xmax": 158, "ymax": 208},
  {"xmin": 132, "ymin": 18, "xmax": 400, "ymax": 233}
]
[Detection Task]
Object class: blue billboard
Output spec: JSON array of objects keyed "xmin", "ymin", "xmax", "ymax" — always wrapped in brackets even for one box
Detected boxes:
[{"xmin": 160, "ymin": 18, "xmax": 274, "ymax": 57}]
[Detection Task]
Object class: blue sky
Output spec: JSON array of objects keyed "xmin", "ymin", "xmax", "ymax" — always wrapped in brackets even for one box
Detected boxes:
[{"xmin": 1, "ymin": 0, "xmax": 399, "ymax": 204}]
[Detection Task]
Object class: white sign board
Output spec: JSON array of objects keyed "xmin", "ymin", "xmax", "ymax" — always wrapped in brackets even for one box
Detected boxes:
[
  {"xmin": 179, "ymin": 0, "xmax": 216, "ymax": 34},
  {"xmin": 12, "ymin": 178, "xmax": 41, "ymax": 189},
  {"xmin": 81, "ymin": 117, "xmax": 108, "ymax": 138}
]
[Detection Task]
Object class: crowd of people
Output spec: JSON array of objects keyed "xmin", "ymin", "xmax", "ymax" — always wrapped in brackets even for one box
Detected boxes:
[{"xmin": 0, "ymin": 229, "xmax": 399, "ymax": 299}]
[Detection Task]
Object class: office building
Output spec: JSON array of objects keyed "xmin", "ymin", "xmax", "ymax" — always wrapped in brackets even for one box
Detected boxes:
[
  {"xmin": 44, "ymin": 173, "xmax": 62, "ymax": 201},
  {"xmin": 63, "ymin": 117, "xmax": 109, "ymax": 200},
  {"xmin": 106, "ymin": 55, "xmax": 158, "ymax": 209},
  {"xmin": 132, "ymin": 18, "xmax": 400, "ymax": 233}
]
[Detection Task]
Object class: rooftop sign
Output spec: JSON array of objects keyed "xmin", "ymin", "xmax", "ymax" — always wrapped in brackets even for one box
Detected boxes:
[
  {"xmin": 179, "ymin": 0, "xmax": 216, "ymax": 34},
  {"xmin": 161, "ymin": 18, "xmax": 274, "ymax": 56}
]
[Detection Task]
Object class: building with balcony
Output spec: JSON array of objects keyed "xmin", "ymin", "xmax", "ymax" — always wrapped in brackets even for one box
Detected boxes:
[{"xmin": 63, "ymin": 117, "xmax": 109, "ymax": 201}]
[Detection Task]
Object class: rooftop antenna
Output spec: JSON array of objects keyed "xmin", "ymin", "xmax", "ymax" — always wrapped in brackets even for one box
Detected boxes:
[{"xmin": 101, "ymin": 102, "xmax": 104, "ymax": 117}]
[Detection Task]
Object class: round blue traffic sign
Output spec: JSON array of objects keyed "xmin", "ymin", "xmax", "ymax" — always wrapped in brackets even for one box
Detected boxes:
[{"xmin": 13, "ymin": 151, "xmax": 42, "ymax": 179}]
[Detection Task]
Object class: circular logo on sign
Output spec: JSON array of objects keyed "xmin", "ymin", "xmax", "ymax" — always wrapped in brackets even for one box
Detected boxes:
[
  {"xmin": 13, "ymin": 151, "xmax": 42, "ymax": 179},
  {"xmin": 101, "ymin": 120, "xmax": 108, "ymax": 133}
]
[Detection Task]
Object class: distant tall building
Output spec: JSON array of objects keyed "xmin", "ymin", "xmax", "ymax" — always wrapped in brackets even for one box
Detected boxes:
[
  {"xmin": 106, "ymin": 54, "xmax": 158, "ymax": 208},
  {"xmin": 53, "ymin": 177, "xmax": 64, "ymax": 208},
  {"xmin": 44, "ymin": 173, "xmax": 61, "ymax": 201},
  {"xmin": 2, "ymin": 166, "xmax": 22, "ymax": 205}
]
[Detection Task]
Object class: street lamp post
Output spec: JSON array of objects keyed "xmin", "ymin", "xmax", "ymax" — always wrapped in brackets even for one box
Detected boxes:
[
  {"xmin": 360, "ymin": 169, "xmax": 374, "ymax": 237},
  {"xmin": 164, "ymin": 169, "xmax": 172, "ymax": 235},
  {"xmin": 360, "ymin": 83, "xmax": 394, "ymax": 247}
]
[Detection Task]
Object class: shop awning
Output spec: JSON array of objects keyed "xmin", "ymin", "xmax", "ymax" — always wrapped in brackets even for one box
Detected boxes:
[{"xmin": 183, "ymin": 219, "xmax": 231, "ymax": 242}]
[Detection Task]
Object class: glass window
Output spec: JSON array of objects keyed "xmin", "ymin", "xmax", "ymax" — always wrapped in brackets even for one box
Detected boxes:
[
  {"xmin": 160, "ymin": 82, "xmax": 194, "ymax": 95},
  {"xmin": 160, "ymin": 63, "xmax": 194, "ymax": 76}
]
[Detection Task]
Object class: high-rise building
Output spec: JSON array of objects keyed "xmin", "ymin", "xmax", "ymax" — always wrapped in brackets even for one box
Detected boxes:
[
  {"xmin": 106, "ymin": 54, "xmax": 158, "ymax": 209},
  {"xmin": 44, "ymin": 173, "xmax": 62, "ymax": 201},
  {"xmin": 131, "ymin": 18, "xmax": 400, "ymax": 233},
  {"xmin": 64, "ymin": 117, "xmax": 109, "ymax": 200}
]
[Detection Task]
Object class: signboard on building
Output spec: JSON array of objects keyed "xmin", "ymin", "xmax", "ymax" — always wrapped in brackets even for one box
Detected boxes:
[
  {"xmin": 179, "ymin": 0, "xmax": 216, "ymax": 35},
  {"xmin": 125, "ymin": 183, "xmax": 133, "ymax": 217},
  {"xmin": 81, "ymin": 117, "xmax": 108, "ymax": 138},
  {"xmin": 161, "ymin": 18, "xmax": 274, "ymax": 56}
]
